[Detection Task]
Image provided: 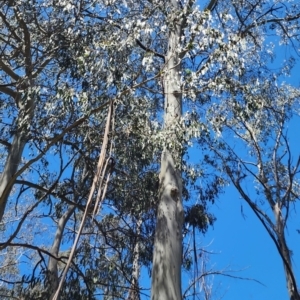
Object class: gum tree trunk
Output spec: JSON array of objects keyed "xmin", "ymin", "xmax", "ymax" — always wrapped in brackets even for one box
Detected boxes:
[
  {"xmin": 274, "ymin": 203, "xmax": 300, "ymax": 300},
  {"xmin": 127, "ymin": 217, "xmax": 142, "ymax": 300},
  {"xmin": 47, "ymin": 205, "xmax": 75, "ymax": 299},
  {"xmin": 0, "ymin": 92, "xmax": 35, "ymax": 222},
  {"xmin": 151, "ymin": 0, "xmax": 185, "ymax": 299},
  {"xmin": 0, "ymin": 8, "xmax": 36, "ymax": 222}
]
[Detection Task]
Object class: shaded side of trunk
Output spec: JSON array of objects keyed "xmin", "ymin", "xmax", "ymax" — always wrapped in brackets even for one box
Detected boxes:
[
  {"xmin": 152, "ymin": 150, "xmax": 184, "ymax": 300},
  {"xmin": 151, "ymin": 1, "xmax": 184, "ymax": 299},
  {"xmin": 47, "ymin": 205, "xmax": 75, "ymax": 300}
]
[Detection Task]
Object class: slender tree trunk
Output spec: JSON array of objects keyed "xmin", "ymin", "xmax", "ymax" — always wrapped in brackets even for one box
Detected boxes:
[
  {"xmin": 274, "ymin": 203, "xmax": 300, "ymax": 300},
  {"xmin": 0, "ymin": 93, "xmax": 35, "ymax": 222},
  {"xmin": 0, "ymin": 8, "xmax": 38, "ymax": 223},
  {"xmin": 151, "ymin": 1, "xmax": 184, "ymax": 299},
  {"xmin": 47, "ymin": 205, "xmax": 75, "ymax": 299},
  {"xmin": 127, "ymin": 216, "xmax": 142, "ymax": 300}
]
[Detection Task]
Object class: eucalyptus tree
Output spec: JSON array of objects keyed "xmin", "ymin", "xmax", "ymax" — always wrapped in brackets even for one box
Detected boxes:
[
  {"xmin": 134, "ymin": 0, "xmax": 300, "ymax": 299},
  {"xmin": 0, "ymin": 1, "xmax": 167, "ymax": 298},
  {"xmin": 1, "ymin": 0, "xmax": 300, "ymax": 299},
  {"xmin": 204, "ymin": 78, "xmax": 300, "ymax": 299},
  {"xmin": 0, "ymin": 0, "xmax": 218, "ymax": 298},
  {"xmin": 0, "ymin": 0, "xmax": 104, "ymax": 221},
  {"xmin": 0, "ymin": 0, "xmax": 142, "ymax": 298}
]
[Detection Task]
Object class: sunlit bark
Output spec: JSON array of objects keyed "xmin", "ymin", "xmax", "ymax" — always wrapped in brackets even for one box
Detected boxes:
[{"xmin": 151, "ymin": 0, "xmax": 185, "ymax": 298}]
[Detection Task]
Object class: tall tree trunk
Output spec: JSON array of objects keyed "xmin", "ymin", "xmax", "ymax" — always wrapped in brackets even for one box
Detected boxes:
[
  {"xmin": 151, "ymin": 1, "xmax": 184, "ymax": 299},
  {"xmin": 47, "ymin": 205, "xmax": 75, "ymax": 299}
]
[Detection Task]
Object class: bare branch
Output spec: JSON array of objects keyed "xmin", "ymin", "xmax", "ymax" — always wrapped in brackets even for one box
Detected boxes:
[
  {"xmin": 205, "ymin": 0, "xmax": 218, "ymax": 12},
  {"xmin": 0, "ymin": 85, "xmax": 18, "ymax": 98},
  {"xmin": 136, "ymin": 39, "xmax": 165, "ymax": 61}
]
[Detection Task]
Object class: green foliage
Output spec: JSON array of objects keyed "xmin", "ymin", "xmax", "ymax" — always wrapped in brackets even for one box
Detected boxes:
[{"xmin": 185, "ymin": 204, "xmax": 216, "ymax": 234}]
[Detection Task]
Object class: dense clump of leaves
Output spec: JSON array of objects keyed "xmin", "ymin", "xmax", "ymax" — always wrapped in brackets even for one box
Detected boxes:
[{"xmin": 185, "ymin": 204, "xmax": 216, "ymax": 233}]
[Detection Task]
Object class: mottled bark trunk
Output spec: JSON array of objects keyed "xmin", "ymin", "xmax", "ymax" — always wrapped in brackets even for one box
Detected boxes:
[
  {"xmin": 47, "ymin": 206, "xmax": 75, "ymax": 299},
  {"xmin": 127, "ymin": 217, "xmax": 142, "ymax": 300},
  {"xmin": 151, "ymin": 150, "xmax": 184, "ymax": 300},
  {"xmin": 151, "ymin": 1, "xmax": 184, "ymax": 299},
  {"xmin": 274, "ymin": 203, "xmax": 300, "ymax": 300}
]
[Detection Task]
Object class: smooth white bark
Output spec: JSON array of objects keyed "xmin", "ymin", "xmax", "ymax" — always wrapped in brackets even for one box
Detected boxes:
[
  {"xmin": 151, "ymin": 1, "xmax": 185, "ymax": 299},
  {"xmin": 152, "ymin": 150, "xmax": 184, "ymax": 300}
]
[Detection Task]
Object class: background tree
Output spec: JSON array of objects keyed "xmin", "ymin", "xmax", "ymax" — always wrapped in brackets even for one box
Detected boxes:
[{"xmin": 205, "ymin": 79, "xmax": 300, "ymax": 300}]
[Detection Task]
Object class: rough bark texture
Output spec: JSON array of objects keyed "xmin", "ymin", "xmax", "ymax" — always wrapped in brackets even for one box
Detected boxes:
[{"xmin": 151, "ymin": 1, "xmax": 184, "ymax": 299}]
